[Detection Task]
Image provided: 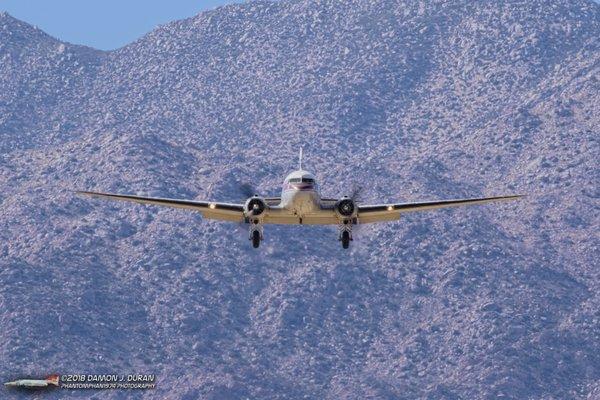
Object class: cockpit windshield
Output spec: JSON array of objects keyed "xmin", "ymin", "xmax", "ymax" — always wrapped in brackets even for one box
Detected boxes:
[
  {"xmin": 284, "ymin": 175, "xmax": 317, "ymax": 192},
  {"xmin": 289, "ymin": 177, "xmax": 314, "ymax": 184}
]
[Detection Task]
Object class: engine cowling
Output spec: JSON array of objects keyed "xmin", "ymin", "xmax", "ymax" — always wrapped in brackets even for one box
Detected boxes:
[
  {"xmin": 244, "ymin": 196, "xmax": 267, "ymax": 217},
  {"xmin": 335, "ymin": 197, "xmax": 356, "ymax": 218}
]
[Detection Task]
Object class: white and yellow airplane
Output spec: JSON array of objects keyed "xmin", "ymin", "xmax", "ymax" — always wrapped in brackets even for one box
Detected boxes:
[
  {"xmin": 4, "ymin": 374, "xmax": 59, "ymax": 388},
  {"xmin": 77, "ymin": 149, "xmax": 522, "ymax": 249}
]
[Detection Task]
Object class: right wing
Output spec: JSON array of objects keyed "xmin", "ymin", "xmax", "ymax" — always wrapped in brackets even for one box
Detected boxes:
[
  {"xmin": 77, "ymin": 190, "xmax": 245, "ymax": 222},
  {"xmin": 358, "ymin": 194, "xmax": 523, "ymax": 224}
]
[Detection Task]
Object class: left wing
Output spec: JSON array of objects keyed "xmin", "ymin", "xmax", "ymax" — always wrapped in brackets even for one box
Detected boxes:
[
  {"xmin": 358, "ymin": 194, "xmax": 523, "ymax": 224},
  {"xmin": 76, "ymin": 190, "xmax": 245, "ymax": 222}
]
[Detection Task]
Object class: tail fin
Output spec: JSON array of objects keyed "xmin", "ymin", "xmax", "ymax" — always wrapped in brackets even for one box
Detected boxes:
[
  {"xmin": 46, "ymin": 375, "xmax": 60, "ymax": 386},
  {"xmin": 299, "ymin": 147, "xmax": 303, "ymax": 170}
]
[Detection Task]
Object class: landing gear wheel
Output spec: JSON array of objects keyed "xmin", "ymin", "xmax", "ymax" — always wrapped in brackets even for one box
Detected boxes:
[
  {"xmin": 252, "ymin": 230, "xmax": 261, "ymax": 248},
  {"xmin": 341, "ymin": 230, "xmax": 350, "ymax": 249}
]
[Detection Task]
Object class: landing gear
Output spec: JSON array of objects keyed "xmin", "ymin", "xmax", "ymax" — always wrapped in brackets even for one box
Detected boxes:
[
  {"xmin": 252, "ymin": 230, "xmax": 261, "ymax": 248},
  {"xmin": 341, "ymin": 230, "xmax": 350, "ymax": 249},
  {"xmin": 249, "ymin": 219, "xmax": 263, "ymax": 248},
  {"xmin": 339, "ymin": 219, "xmax": 353, "ymax": 249}
]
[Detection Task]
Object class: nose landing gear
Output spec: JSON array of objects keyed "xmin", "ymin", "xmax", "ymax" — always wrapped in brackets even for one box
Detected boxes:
[{"xmin": 339, "ymin": 219, "xmax": 353, "ymax": 249}]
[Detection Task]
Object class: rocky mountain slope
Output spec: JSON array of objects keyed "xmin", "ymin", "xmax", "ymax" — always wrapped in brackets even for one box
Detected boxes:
[{"xmin": 0, "ymin": 0, "xmax": 599, "ymax": 398}]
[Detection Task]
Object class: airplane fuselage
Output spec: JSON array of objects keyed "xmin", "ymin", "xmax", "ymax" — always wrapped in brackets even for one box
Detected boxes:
[{"xmin": 280, "ymin": 170, "xmax": 321, "ymax": 218}]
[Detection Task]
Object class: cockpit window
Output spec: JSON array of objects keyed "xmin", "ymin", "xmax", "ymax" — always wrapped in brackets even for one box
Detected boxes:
[
  {"xmin": 302, "ymin": 178, "xmax": 314, "ymax": 183},
  {"xmin": 289, "ymin": 178, "xmax": 301, "ymax": 183}
]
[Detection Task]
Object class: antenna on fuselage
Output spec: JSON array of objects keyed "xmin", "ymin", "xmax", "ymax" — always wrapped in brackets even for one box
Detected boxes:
[{"xmin": 299, "ymin": 147, "xmax": 303, "ymax": 170}]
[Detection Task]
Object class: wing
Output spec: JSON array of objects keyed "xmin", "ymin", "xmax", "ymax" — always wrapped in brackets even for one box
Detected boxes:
[
  {"xmin": 358, "ymin": 194, "xmax": 523, "ymax": 224},
  {"xmin": 77, "ymin": 190, "xmax": 244, "ymax": 222}
]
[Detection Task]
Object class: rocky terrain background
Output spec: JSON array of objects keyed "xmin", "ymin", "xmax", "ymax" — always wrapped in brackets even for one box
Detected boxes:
[{"xmin": 0, "ymin": 0, "xmax": 599, "ymax": 398}]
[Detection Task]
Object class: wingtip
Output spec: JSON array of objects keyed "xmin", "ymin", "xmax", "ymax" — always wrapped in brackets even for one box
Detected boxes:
[
  {"xmin": 500, "ymin": 194, "xmax": 524, "ymax": 201},
  {"xmin": 75, "ymin": 190, "xmax": 97, "ymax": 197}
]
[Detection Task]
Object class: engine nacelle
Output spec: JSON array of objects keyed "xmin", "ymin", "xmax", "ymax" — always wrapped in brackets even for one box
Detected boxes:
[
  {"xmin": 244, "ymin": 196, "xmax": 267, "ymax": 218},
  {"xmin": 335, "ymin": 197, "xmax": 356, "ymax": 219}
]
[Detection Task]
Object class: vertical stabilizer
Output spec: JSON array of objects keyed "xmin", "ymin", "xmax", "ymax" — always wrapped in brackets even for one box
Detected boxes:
[
  {"xmin": 299, "ymin": 147, "xmax": 303, "ymax": 170},
  {"xmin": 46, "ymin": 375, "xmax": 60, "ymax": 386}
]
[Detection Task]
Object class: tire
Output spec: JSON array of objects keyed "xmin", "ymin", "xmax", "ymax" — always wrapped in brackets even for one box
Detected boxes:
[
  {"xmin": 341, "ymin": 231, "xmax": 350, "ymax": 249},
  {"xmin": 252, "ymin": 230, "xmax": 261, "ymax": 248}
]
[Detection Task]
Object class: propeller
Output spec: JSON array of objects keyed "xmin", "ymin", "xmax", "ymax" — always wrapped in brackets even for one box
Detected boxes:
[
  {"xmin": 343, "ymin": 182, "xmax": 368, "ymax": 238},
  {"xmin": 246, "ymin": 198, "xmax": 266, "ymax": 216},
  {"xmin": 239, "ymin": 182, "xmax": 259, "ymax": 198},
  {"xmin": 339, "ymin": 182, "xmax": 363, "ymax": 202},
  {"xmin": 235, "ymin": 181, "xmax": 263, "ymax": 232},
  {"xmin": 349, "ymin": 183, "xmax": 364, "ymax": 202}
]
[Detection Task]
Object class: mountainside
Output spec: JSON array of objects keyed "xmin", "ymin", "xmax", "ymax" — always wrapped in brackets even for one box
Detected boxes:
[{"xmin": 0, "ymin": 0, "xmax": 599, "ymax": 398}]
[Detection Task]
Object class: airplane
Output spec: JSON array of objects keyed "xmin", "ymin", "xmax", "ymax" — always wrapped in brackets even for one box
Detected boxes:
[
  {"xmin": 4, "ymin": 375, "xmax": 59, "ymax": 388},
  {"xmin": 77, "ymin": 149, "xmax": 522, "ymax": 249}
]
